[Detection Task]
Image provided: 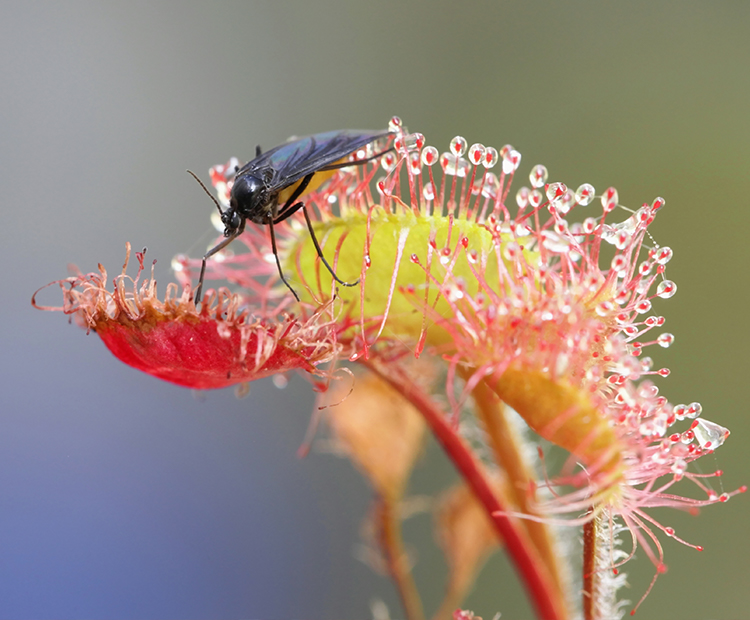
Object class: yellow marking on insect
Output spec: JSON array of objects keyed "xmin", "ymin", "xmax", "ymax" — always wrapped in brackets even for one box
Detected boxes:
[{"xmin": 275, "ymin": 158, "xmax": 347, "ymax": 207}]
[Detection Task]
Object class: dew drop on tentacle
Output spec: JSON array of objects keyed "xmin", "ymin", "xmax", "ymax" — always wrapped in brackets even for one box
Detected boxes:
[
  {"xmin": 450, "ymin": 136, "xmax": 467, "ymax": 157},
  {"xmin": 693, "ymin": 418, "xmax": 730, "ymax": 450},
  {"xmin": 421, "ymin": 146, "xmax": 439, "ymax": 167},
  {"xmin": 657, "ymin": 333, "xmax": 675, "ymax": 348},
  {"xmin": 483, "ymin": 146, "xmax": 499, "ymax": 168},
  {"xmin": 575, "ymin": 183, "xmax": 596, "ymax": 206},
  {"xmin": 651, "ymin": 196, "xmax": 666, "ymax": 211},
  {"xmin": 441, "ymin": 153, "xmax": 470, "ymax": 177},
  {"xmin": 545, "ymin": 182, "xmax": 567, "ymax": 203},
  {"xmin": 653, "ymin": 246, "xmax": 674, "ymax": 265},
  {"xmin": 582, "ymin": 217, "xmax": 597, "ymax": 234},
  {"xmin": 272, "ymin": 374, "xmax": 289, "ymax": 389},
  {"xmin": 601, "ymin": 186, "xmax": 619, "ymax": 212},
  {"xmin": 380, "ymin": 151, "xmax": 397, "ymax": 172},
  {"xmin": 516, "ymin": 187, "xmax": 530, "ymax": 209},
  {"xmin": 635, "ymin": 300, "xmax": 652, "ymax": 314},
  {"xmin": 502, "ymin": 148, "xmax": 521, "ymax": 174},
  {"xmin": 557, "ymin": 187, "xmax": 575, "ymax": 215},
  {"xmin": 656, "ymin": 280, "xmax": 677, "ymax": 299},
  {"xmin": 468, "ymin": 143, "xmax": 485, "ymax": 166},
  {"xmin": 171, "ymin": 254, "xmax": 188, "ymax": 273},
  {"xmin": 400, "ymin": 132, "xmax": 425, "ymax": 152},
  {"xmin": 529, "ymin": 164, "xmax": 548, "ymax": 189},
  {"xmin": 529, "ymin": 189, "xmax": 544, "ymax": 208},
  {"xmin": 408, "ymin": 151, "xmax": 422, "ymax": 175}
]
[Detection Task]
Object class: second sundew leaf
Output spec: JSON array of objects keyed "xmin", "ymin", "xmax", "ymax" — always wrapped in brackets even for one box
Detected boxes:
[{"xmin": 284, "ymin": 206, "xmax": 536, "ymax": 346}]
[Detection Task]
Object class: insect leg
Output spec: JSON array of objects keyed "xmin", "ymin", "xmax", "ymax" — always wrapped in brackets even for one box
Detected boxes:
[
  {"xmin": 275, "ymin": 173, "xmax": 316, "ymax": 220},
  {"xmin": 272, "ymin": 171, "xmax": 360, "ymax": 296},
  {"xmin": 300, "ymin": 204, "xmax": 359, "ymax": 287},
  {"xmin": 267, "ymin": 215, "xmax": 300, "ymax": 301},
  {"xmin": 272, "ymin": 200, "xmax": 359, "ymax": 289},
  {"xmin": 194, "ymin": 233, "xmax": 237, "ymax": 304}
]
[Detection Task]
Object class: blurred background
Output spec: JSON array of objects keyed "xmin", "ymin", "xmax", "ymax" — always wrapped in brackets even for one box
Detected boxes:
[{"xmin": 3, "ymin": 1, "xmax": 748, "ymax": 618}]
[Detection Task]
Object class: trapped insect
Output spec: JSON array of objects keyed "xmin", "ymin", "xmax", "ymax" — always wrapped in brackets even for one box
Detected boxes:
[{"xmin": 191, "ymin": 129, "xmax": 395, "ymax": 303}]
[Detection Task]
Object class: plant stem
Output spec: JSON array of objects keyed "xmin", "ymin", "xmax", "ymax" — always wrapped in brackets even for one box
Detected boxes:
[
  {"xmin": 471, "ymin": 377, "xmax": 567, "ymax": 609},
  {"xmin": 375, "ymin": 497, "xmax": 426, "ymax": 620},
  {"xmin": 582, "ymin": 511, "xmax": 596, "ymax": 620},
  {"xmin": 366, "ymin": 359, "xmax": 567, "ymax": 620}
]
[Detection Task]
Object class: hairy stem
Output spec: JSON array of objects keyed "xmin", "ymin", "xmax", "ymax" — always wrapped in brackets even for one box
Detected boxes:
[
  {"xmin": 582, "ymin": 511, "xmax": 596, "ymax": 620},
  {"xmin": 471, "ymin": 377, "xmax": 568, "ymax": 610},
  {"xmin": 366, "ymin": 359, "xmax": 567, "ymax": 620}
]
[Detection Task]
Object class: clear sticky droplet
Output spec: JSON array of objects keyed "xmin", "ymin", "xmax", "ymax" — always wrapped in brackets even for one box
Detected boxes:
[
  {"xmin": 652, "ymin": 196, "xmax": 666, "ymax": 211},
  {"xmin": 693, "ymin": 418, "xmax": 730, "ymax": 450},
  {"xmin": 545, "ymin": 182, "xmax": 567, "ymax": 202},
  {"xmin": 272, "ymin": 374, "xmax": 289, "ymax": 389},
  {"xmin": 516, "ymin": 187, "xmax": 530, "ymax": 209},
  {"xmin": 450, "ymin": 136, "xmax": 467, "ymax": 157},
  {"xmin": 610, "ymin": 254, "xmax": 628, "ymax": 275},
  {"xmin": 673, "ymin": 404, "xmax": 688, "ymax": 421},
  {"xmin": 657, "ymin": 333, "xmax": 675, "ymax": 348},
  {"xmin": 575, "ymin": 183, "xmax": 596, "ymax": 206},
  {"xmin": 557, "ymin": 188, "xmax": 575, "ymax": 215},
  {"xmin": 483, "ymin": 146, "xmax": 498, "ymax": 168},
  {"xmin": 502, "ymin": 242, "xmax": 521, "ymax": 261},
  {"xmin": 596, "ymin": 300, "xmax": 615, "ymax": 316},
  {"xmin": 601, "ymin": 186, "xmax": 619, "ymax": 210},
  {"xmin": 408, "ymin": 151, "xmax": 421, "ymax": 175},
  {"xmin": 171, "ymin": 254, "xmax": 187, "ymax": 272},
  {"xmin": 502, "ymin": 149, "xmax": 521, "ymax": 174},
  {"xmin": 582, "ymin": 217, "xmax": 597, "ymax": 234},
  {"xmin": 422, "ymin": 182, "xmax": 435, "ymax": 201},
  {"xmin": 541, "ymin": 231, "xmax": 571, "ymax": 253},
  {"xmin": 529, "ymin": 189, "xmax": 544, "ymax": 208},
  {"xmin": 441, "ymin": 153, "xmax": 470, "ymax": 177},
  {"xmin": 686, "ymin": 402, "xmax": 702, "ymax": 419},
  {"xmin": 477, "ymin": 172, "xmax": 498, "ymax": 198},
  {"xmin": 657, "ymin": 280, "xmax": 677, "ymax": 299},
  {"xmin": 671, "ymin": 458, "xmax": 688, "ymax": 476},
  {"xmin": 468, "ymin": 143, "xmax": 485, "ymax": 165},
  {"xmin": 388, "ymin": 116, "xmax": 403, "ymax": 132},
  {"xmin": 654, "ymin": 246, "xmax": 674, "ymax": 265},
  {"xmin": 235, "ymin": 382, "xmax": 250, "ymax": 399},
  {"xmin": 529, "ymin": 164, "xmax": 548, "ymax": 188},
  {"xmin": 421, "ymin": 146, "xmax": 439, "ymax": 167},
  {"xmin": 380, "ymin": 152, "xmax": 397, "ymax": 172},
  {"xmin": 408, "ymin": 132, "xmax": 425, "ymax": 151}
]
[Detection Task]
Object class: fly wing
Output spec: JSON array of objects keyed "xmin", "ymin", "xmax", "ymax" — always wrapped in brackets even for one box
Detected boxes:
[{"xmin": 236, "ymin": 129, "xmax": 393, "ymax": 191}]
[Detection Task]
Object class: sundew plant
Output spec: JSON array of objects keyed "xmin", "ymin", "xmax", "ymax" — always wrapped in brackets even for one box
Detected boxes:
[{"xmin": 34, "ymin": 117, "xmax": 744, "ymax": 620}]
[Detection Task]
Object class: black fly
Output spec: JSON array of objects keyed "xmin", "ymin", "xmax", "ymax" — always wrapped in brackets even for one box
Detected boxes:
[{"xmin": 191, "ymin": 129, "xmax": 394, "ymax": 303}]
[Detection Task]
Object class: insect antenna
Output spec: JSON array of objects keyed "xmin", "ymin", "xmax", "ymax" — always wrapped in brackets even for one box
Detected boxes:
[{"xmin": 186, "ymin": 169, "xmax": 223, "ymax": 216}]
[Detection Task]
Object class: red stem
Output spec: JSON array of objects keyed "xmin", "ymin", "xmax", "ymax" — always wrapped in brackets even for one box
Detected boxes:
[
  {"xmin": 582, "ymin": 512, "xmax": 596, "ymax": 620},
  {"xmin": 366, "ymin": 360, "xmax": 567, "ymax": 620}
]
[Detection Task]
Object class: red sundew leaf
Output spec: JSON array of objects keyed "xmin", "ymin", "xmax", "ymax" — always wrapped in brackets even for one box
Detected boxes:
[
  {"xmin": 95, "ymin": 316, "xmax": 320, "ymax": 390},
  {"xmin": 33, "ymin": 244, "xmax": 339, "ymax": 390}
]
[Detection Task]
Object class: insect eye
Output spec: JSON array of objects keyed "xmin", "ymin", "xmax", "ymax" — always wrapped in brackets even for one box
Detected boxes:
[{"xmin": 222, "ymin": 210, "xmax": 241, "ymax": 233}]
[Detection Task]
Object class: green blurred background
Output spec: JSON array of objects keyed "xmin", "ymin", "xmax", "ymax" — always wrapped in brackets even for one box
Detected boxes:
[{"xmin": 3, "ymin": 1, "xmax": 748, "ymax": 618}]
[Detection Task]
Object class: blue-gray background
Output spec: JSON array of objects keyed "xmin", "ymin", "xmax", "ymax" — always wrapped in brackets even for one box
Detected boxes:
[{"xmin": 3, "ymin": 2, "xmax": 748, "ymax": 618}]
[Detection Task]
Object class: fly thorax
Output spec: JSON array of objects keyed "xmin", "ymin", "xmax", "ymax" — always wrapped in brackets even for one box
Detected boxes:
[{"xmin": 230, "ymin": 173, "xmax": 269, "ymax": 224}]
